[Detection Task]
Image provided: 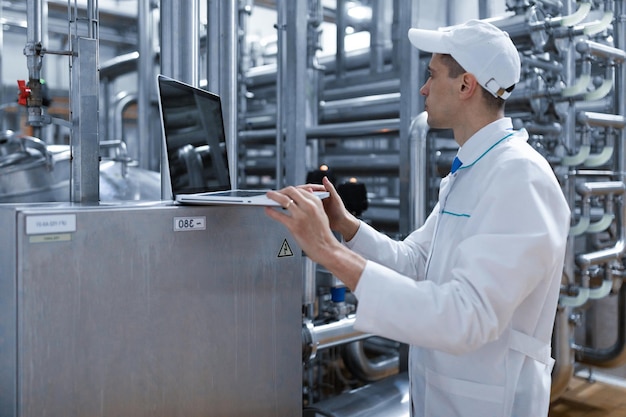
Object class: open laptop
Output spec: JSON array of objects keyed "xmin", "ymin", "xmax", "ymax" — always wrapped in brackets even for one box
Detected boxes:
[{"xmin": 157, "ymin": 74, "xmax": 328, "ymax": 206}]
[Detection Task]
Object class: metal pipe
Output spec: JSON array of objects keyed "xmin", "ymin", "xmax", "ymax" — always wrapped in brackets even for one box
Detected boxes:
[
  {"xmin": 238, "ymin": 119, "xmax": 400, "ymax": 144},
  {"xmin": 577, "ymin": 112, "xmax": 626, "ymax": 128},
  {"xmin": 575, "ymin": 283, "xmax": 626, "ymax": 367},
  {"xmin": 312, "ymin": 317, "xmax": 369, "ymax": 349},
  {"xmin": 246, "ymin": 47, "xmax": 394, "ymax": 89},
  {"xmin": 139, "ymin": 0, "xmax": 155, "ymax": 173},
  {"xmin": 275, "ymin": 0, "xmax": 286, "ymax": 187},
  {"xmin": 575, "ymin": 181, "xmax": 626, "ymax": 196},
  {"xmin": 99, "ymin": 51, "xmax": 140, "ymax": 80},
  {"xmin": 336, "ymin": 0, "xmax": 346, "ymax": 79},
  {"xmin": 576, "ymin": 39, "xmax": 626, "ymax": 62},
  {"xmin": 25, "ymin": 0, "xmax": 45, "ymax": 128},
  {"xmin": 369, "ymin": 0, "xmax": 389, "ymax": 74},
  {"xmin": 159, "ymin": 0, "xmax": 198, "ymax": 84},
  {"xmin": 206, "ymin": 0, "xmax": 220, "ymax": 93},
  {"xmin": 344, "ymin": 340, "xmax": 399, "ymax": 382},
  {"xmin": 551, "ymin": 305, "xmax": 575, "ymax": 399},
  {"xmin": 322, "ymin": 78, "xmax": 400, "ymax": 101},
  {"xmin": 320, "ymin": 92, "xmax": 400, "ymax": 122},
  {"xmin": 113, "ymin": 93, "xmax": 138, "ymax": 143},
  {"xmin": 26, "ymin": 0, "xmax": 43, "ymax": 80},
  {"xmin": 576, "ymin": 239, "xmax": 625, "ymax": 268},
  {"xmin": 409, "ymin": 112, "xmax": 429, "ymax": 231},
  {"xmin": 302, "ymin": 316, "xmax": 371, "ymax": 362},
  {"xmin": 0, "ymin": 2, "xmax": 4, "ymax": 130},
  {"xmin": 222, "ymin": 0, "xmax": 238, "ymax": 187},
  {"xmin": 206, "ymin": 0, "xmax": 240, "ymax": 187}
]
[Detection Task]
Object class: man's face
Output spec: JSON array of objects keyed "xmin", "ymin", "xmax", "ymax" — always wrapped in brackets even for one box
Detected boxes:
[{"xmin": 420, "ymin": 54, "xmax": 462, "ymax": 129}]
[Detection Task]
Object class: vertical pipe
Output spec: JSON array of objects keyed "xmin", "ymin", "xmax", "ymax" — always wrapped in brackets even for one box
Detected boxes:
[
  {"xmin": 159, "ymin": 0, "xmax": 199, "ymax": 194},
  {"xmin": 39, "ymin": 0, "xmax": 48, "ymax": 140},
  {"xmin": 478, "ymin": 0, "xmax": 490, "ymax": 19},
  {"xmin": 222, "ymin": 0, "xmax": 238, "ymax": 187},
  {"xmin": 206, "ymin": 0, "xmax": 220, "ymax": 93},
  {"xmin": 26, "ymin": 0, "xmax": 42, "ymax": 80},
  {"xmin": 397, "ymin": 0, "xmax": 420, "ymax": 236},
  {"xmin": 550, "ymin": 306, "xmax": 575, "ymax": 399},
  {"xmin": 336, "ymin": 0, "xmax": 346, "ymax": 79},
  {"xmin": 616, "ymin": 0, "xmax": 625, "ymax": 178},
  {"xmin": 25, "ymin": 0, "xmax": 44, "ymax": 130},
  {"xmin": 275, "ymin": 0, "xmax": 286, "ymax": 187},
  {"xmin": 282, "ymin": 0, "xmax": 308, "ymax": 185},
  {"xmin": 370, "ymin": 0, "xmax": 386, "ymax": 74},
  {"xmin": 562, "ymin": 0, "xmax": 578, "ymax": 289},
  {"xmin": 409, "ymin": 112, "xmax": 429, "ymax": 231},
  {"xmin": 87, "ymin": 0, "xmax": 97, "ymax": 38},
  {"xmin": 239, "ymin": 1, "xmax": 252, "ymax": 134},
  {"xmin": 160, "ymin": 0, "xmax": 198, "ymax": 84},
  {"xmin": 0, "ymin": 1, "xmax": 4, "ymax": 130},
  {"xmin": 306, "ymin": 0, "xmax": 323, "ymax": 169},
  {"xmin": 139, "ymin": 0, "xmax": 155, "ymax": 174},
  {"xmin": 206, "ymin": 0, "xmax": 238, "ymax": 187}
]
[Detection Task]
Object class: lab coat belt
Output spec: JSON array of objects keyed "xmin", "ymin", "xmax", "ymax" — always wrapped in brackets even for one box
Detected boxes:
[{"xmin": 509, "ymin": 329, "xmax": 553, "ymax": 368}]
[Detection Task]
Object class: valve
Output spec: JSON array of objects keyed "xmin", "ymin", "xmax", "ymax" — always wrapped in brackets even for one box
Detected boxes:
[{"xmin": 17, "ymin": 80, "xmax": 31, "ymax": 106}]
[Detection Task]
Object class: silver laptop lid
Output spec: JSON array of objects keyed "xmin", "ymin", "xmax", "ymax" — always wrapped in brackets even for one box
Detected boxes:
[{"xmin": 157, "ymin": 75, "xmax": 231, "ymax": 197}]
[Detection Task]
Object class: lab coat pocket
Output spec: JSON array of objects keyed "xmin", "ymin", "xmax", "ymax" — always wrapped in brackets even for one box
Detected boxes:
[{"xmin": 424, "ymin": 367, "xmax": 504, "ymax": 417}]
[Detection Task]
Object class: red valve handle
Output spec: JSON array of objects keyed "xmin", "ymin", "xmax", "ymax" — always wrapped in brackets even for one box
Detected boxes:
[{"xmin": 17, "ymin": 80, "xmax": 31, "ymax": 106}]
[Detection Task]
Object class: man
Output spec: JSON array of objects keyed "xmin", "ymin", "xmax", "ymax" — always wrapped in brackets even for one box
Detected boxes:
[{"xmin": 265, "ymin": 20, "xmax": 570, "ymax": 417}]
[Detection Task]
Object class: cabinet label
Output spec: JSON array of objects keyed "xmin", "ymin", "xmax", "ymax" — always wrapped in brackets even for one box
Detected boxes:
[
  {"xmin": 26, "ymin": 214, "xmax": 77, "ymax": 235},
  {"xmin": 173, "ymin": 216, "xmax": 206, "ymax": 231}
]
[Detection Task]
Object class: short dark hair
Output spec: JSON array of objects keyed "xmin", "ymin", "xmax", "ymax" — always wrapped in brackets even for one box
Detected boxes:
[{"xmin": 439, "ymin": 54, "xmax": 505, "ymax": 111}]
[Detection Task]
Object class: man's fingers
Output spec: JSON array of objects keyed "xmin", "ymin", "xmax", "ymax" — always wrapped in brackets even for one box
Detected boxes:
[{"xmin": 266, "ymin": 189, "xmax": 296, "ymax": 209}]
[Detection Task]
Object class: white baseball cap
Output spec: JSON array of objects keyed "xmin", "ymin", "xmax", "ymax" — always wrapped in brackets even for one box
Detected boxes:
[{"xmin": 408, "ymin": 20, "xmax": 521, "ymax": 100}]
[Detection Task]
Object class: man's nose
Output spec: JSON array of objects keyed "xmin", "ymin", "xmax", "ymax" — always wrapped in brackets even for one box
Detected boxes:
[{"xmin": 420, "ymin": 82, "xmax": 428, "ymax": 96}]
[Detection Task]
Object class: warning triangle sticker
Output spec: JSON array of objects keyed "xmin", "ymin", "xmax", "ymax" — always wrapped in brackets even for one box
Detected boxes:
[{"xmin": 278, "ymin": 239, "xmax": 294, "ymax": 257}]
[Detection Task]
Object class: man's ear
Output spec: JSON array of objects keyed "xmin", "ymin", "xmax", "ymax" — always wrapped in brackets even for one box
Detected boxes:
[{"xmin": 459, "ymin": 73, "xmax": 479, "ymax": 97}]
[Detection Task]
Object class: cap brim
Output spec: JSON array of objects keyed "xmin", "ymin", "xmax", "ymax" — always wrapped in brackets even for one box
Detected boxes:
[{"xmin": 408, "ymin": 28, "xmax": 449, "ymax": 54}]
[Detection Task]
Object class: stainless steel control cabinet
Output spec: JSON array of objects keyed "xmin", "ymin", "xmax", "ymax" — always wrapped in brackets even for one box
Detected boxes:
[{"xmin": 0, "ymin": 203, "xmax": 302, "ymax": 417}]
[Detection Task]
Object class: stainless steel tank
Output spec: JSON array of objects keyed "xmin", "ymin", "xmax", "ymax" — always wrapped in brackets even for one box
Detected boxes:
[
  {"xmin": 0, "ymin": 131, "xmax": 161, "ymax": 203},
  {"xmin": 99, "ymin": 159, "xmax": 161, "ymax": 201},
  {"xmin": 0, "ymin": 130, "xmax": 70, "ymax": 203}
]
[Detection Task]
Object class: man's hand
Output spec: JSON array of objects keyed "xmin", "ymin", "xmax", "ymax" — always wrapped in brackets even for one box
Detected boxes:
[
  {"xmin": 264, "ymin": 182, "xmax": 366, "ymax": 291},
  {"xmin": 295, "ymin": 177, "xmax": 361, "ymax": 242}
]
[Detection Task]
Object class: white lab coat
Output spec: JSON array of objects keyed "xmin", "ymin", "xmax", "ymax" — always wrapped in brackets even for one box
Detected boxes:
[{"xmin": 348, "ymin": 118, "xmax": 570, "ymax": 417}]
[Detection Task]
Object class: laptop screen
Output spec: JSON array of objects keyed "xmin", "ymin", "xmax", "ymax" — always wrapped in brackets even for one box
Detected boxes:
[{"xmin": 157, "ymin": 75, "xmax": 231, "ymax": 195}]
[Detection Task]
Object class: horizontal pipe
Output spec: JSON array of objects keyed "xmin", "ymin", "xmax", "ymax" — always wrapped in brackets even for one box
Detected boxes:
[
  {"xmin": 322, "ymin": 78, "xmax": 400, "ymax": 101},
  {"xmin": 246, "ymin": 47, "xmax": 392, "ymax": 88},
  {"xmin": 576, "ymin": 40, "xmax": 626, "ymax": 62},
  {"xmin": 576, "ymin": 239, "xmax": 626, "ymax": 268},
  {"xmin": 303, "ymin": 316, "xmax": 371, "ymax": 361},
  {"xmin": 576, "ymin": 181, "xmax": 626, "ymax": 197},
  {"xmin": 320, "ymin": 95, "xmax": 400, "ymax": 122},
  {"xmin": 312, "ymin": 316, "xmax": 370, "ymax": 350},
  {"xmin": 240, "ymin": 119, "xmax": 400, "ymax": 143},
  {"xmin": 577, "ymin": 112, "xmax": 626, "ymax": 129}
]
